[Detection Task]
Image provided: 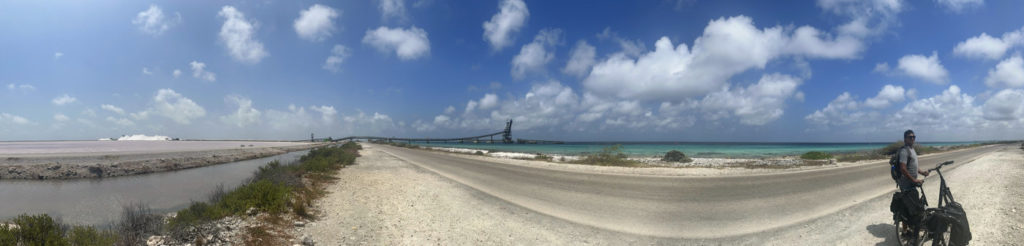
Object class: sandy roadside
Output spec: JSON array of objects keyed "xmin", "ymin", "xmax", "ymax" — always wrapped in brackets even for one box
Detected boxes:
[
  {"xmin": 0, "ymin": 141, "xmax": 326, "ymax": 179},
  {"xmin": 303, "ymin": 143, "xmax": 1022, "ymax": 245}
]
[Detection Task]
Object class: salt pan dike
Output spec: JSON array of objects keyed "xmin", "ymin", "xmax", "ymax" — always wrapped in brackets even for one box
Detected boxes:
[{"xmin": 0, "ymin": 137, "xmax": 324, "ymax": 179}]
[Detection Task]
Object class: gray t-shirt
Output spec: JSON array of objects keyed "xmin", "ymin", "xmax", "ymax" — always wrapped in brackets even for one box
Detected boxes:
[{"xmin": 897, "ymin": 146, "xmax": 918, "ymax": 190}]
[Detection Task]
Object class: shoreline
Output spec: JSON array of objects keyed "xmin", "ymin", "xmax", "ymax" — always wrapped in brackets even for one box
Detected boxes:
[{"xmin": 0, "ymin": 142, "xmax": 328, "ymax": 180}]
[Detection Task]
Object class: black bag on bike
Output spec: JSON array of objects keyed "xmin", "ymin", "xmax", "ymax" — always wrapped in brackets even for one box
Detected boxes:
[
  {"xmin": 945, "ymin": 201, "xmax": 972, "ymax": 245},
  {"xmin": 923, "ymin": 201, "xmax": 972, "ymax": 245},
  {"xmin": 889, "ymin": 191, "xmax": 904, "ymax": 220}
]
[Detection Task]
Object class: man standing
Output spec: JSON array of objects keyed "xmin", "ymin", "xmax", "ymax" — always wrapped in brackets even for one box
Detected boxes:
[{"xmin": 898, "ymin": 130, "xmax": 930, "ymax": 222}]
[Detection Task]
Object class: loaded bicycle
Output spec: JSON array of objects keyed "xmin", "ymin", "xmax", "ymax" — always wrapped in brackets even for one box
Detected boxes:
[{"xmin": 892, "ymin": 160, "xmax": 971, "ymax": 246}]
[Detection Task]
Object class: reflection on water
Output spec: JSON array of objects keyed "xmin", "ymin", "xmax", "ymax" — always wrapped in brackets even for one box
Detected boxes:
[{"xmin": 0, "ymin": 150, "xmax": 309, "ymax": 226}]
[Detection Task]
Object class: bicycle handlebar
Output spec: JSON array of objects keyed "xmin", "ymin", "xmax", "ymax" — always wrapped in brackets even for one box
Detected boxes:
[{"xmin": 927, "ymin": 160, "xmax": 955, "ymax": 172}]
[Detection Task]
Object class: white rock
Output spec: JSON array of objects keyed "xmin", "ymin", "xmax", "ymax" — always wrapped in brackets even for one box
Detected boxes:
[
  {"xmin": 146, "ymin": 235, "xmax": 166, "ymax": 246},
  {"xmin": 302, "ymin": 235, "xmax": 315, "ymax": 246}
]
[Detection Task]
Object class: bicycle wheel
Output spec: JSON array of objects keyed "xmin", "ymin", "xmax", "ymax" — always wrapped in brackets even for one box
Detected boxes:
[{"xmin": 896, "ymin": 219, "xmax": 924, "ymax": 246}]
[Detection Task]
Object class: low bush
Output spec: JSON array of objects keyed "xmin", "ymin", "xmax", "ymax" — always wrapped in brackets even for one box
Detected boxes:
[
  {"xmin": 342, "ymin": 141, "xmax": 362, "ymax": 150},
  {"xmin": 662, "ymin": 150, "xmax": 693, "ymax": 163},
  {"xmin": 68, "ymin": 225, "xmax": 117, "ymax": 246},
  {"xmin": 118, "ymin": 203, "xmax": 163, "ymax": 245},
  {"xmin": 221, "ymin": 179, "xmax": 291, "ymax": 215},
  {"xmin": 1, "ymin": 213, "xmax": 123, "ymax": 246},
  {"xmin": 0, "ymin": 223, "xmax": 18, "ymax": 245},
  {"xmin": 9, "ymin": 214, "xmax": 68, "ymax": 246},
  {"xmin": 574, "ymin": 145, "xmax": 641, "ymax": 167},
  {"xmin": 800, "ymin": 151, "xmax": 833, "ymax": 160}
]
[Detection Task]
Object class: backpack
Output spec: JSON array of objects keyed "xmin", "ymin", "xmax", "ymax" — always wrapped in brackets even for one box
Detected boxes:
[{"xmin": 889, "ymin": 146, "xmax": 910, "ymax": 181}]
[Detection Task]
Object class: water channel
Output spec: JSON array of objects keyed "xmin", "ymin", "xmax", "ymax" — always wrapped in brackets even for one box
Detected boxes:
[{"xmin": 0, "ymin": 150, "xmax": 309, "ymax": 226}]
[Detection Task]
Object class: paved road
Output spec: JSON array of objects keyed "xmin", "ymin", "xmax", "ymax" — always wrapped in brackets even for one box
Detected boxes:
[{"xmin": 372, "ymin": 144, "xmax": 1004, "ymax": 238}]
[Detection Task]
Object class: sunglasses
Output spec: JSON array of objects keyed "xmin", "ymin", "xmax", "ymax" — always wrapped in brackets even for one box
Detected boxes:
[{"xmin": 906, "ymin": 136, "xmax": 916, "ymax": 139}]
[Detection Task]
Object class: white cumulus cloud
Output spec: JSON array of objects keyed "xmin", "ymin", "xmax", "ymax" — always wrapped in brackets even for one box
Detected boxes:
[
  {"xmin": 479, "ymin": 94, "xmax": 499, "ymax": 110},
  {"xmin": 323, "ymin": 44, "xmax": 351, "ymax": 73},
  {"xmin": 219, "ymin": 6, "xmax": 268, "ymax": 63},
  {"xmin": 362, "ymin": 26, "xmax": 430, "ymax": 60},
  {"xmin": 101, "ymin": 104, "xmax": 126, "ymax": 115},
  {"xmin": 221, "ymin": 95, "xmax": 261, "ymax": 127},
  {"xmin": 894, "ymin": 85, "xmax": 982, "ymax": 131},
  {"xmin": 0, "ymin": 113, "xmax": 31, "ymax": 125},
  {"xmin": 982, "ymin": 89, "xmax": 1024, "ymax": 121},
  {"xmin": 310, "ymin": 105, "xmax": 338, "ymax": 124},
  {"xmin": 696, "ymin": 73, "xmax": 803, "ymax": 125},
  {"xmin": 863, "ymin": 84, "xmax": 906, "ymax": 108},
  {"xmin": 584, "ymin": 16, "xmax": 863, "ymax": 102},
  {"xmin": 6, "ymin": 83, "xmax": 35, "ymax": 93},
  {"xmin": 936, "ymin": 0, "xmax": 984, "ymax": 12},
  {"xmin": 145, "ymin": 89, "xmax": 206, "ymax": 124},
  {"xmin": 953, "ymin": 27, "xmax": 1023, "ymax": 60},
  {"xmin": 173, "ymin": 69, "xmax": 182, "ymax": 78},
  {"xmin": 897, "ymin": 52, "xmax": 949, "ymax": 84},
  {"xmin": 132, "ymin": 5, "xmax": 181, "ymax": 36},
  {"xmin": 294, "ymin": 4, "xmax": 339, "ymax": 42},
  {"xmin": 563, "ymin": 40, "xmax": 597, "ymax": 77},
  {"xmin": 377, "ymin": 0, "xmax": 407, "ymax": 22},
  {"xmin": 53, "ymin": 113, "xmax": 69, "ymax": 122},
  {"xmin": 482, "ymin": 0, "xmax": 529, "ymax": 52},
  {"xmin": 511, "ymin": 28, "xmax": 561, "ymax": 79},
  {"xmin": 52, "ymin": 94, "xmax": 76, "ymax": 106},
  {"xmin": 984, "ymin": 55, "xmax": 1024, "ymax": 88},
  {"xmin": 190, "ymin": 61, "xmax": 216, "ymax": 82}
]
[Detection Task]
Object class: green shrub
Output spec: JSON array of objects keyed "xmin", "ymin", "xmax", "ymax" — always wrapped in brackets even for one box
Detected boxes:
[
  {"xmin": 11, "ymin": 214, "xmax": 68, "ymax": 246},
  {"xmin": 342, "ymin": 141, "xmax": 361, "ymax": 150},
  {"xmin": 800, "ymin": 151, "xmax": 833, "ymax": 160},
  {"xmin": 574, "ymin": 145, "xmax": 640, "ymax": 166},
  {"xmin": 220, "ymin": 179, "xmax": 291, "ymax": 215},
  {"xmin": 169, "ymin": 201, "xmax": 224, "ymax": 230},
  {"xmin": 67, "ymin": 225, "xmax": 117, "ymax": 246},
  {"xmin": 662, "ymin": 150, "xmax": 693, "ymax": 163},
  {"xmin": 0, "ymin": 223, "xmax": 16, "ymax": 246},
  {"xmin": 0, "ymin": 215, "xmax": 121, "ymax": 246}
]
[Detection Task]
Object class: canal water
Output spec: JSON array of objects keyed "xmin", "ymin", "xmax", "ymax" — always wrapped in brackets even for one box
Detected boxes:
[{"xmin": 0, "ymin": 150, "xmax": 309, "ymax": 226}]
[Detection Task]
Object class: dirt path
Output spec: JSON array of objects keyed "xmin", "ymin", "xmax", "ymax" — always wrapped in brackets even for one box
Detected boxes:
[{"xmin": 302, "ymin": 144, "xmax": 1023, "ymax": 244}]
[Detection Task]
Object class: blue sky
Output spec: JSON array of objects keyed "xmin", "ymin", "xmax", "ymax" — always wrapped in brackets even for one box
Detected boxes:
[{"xmin": 1, "ymin": 0, "xmax": 1023, "ymax": 142}]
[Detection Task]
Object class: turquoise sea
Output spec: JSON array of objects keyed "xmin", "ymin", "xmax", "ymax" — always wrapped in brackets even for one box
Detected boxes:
[{"xmin": 417, "ymin": 141, "xmax": 982, "ymax": 159}]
